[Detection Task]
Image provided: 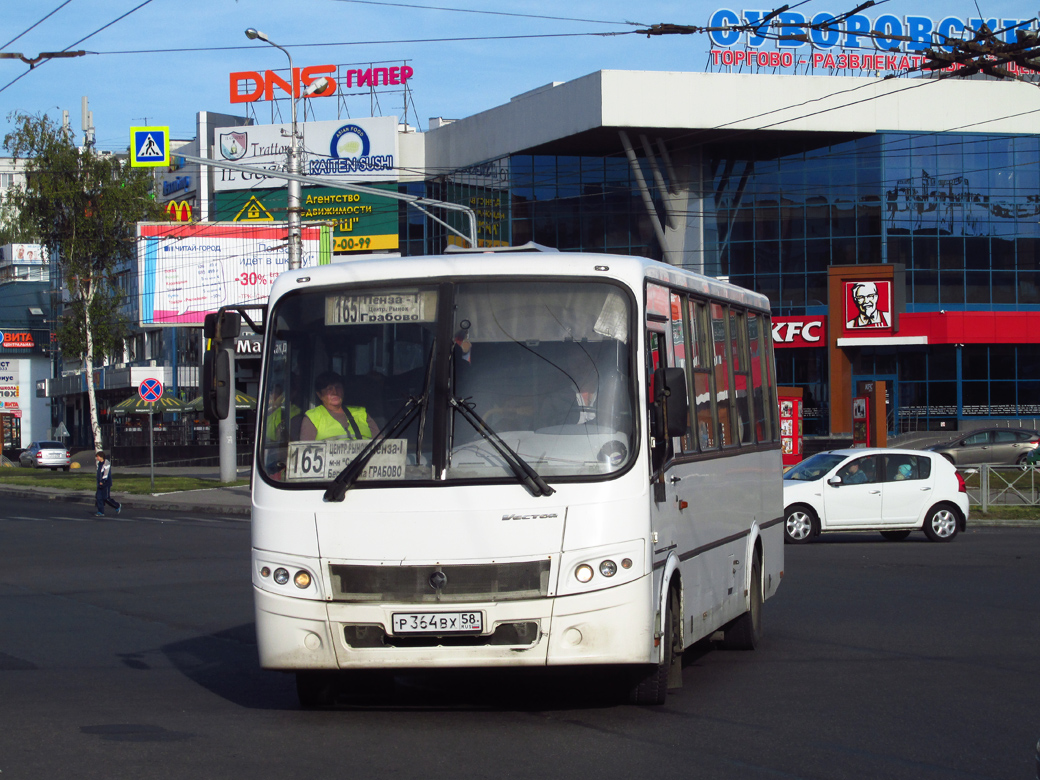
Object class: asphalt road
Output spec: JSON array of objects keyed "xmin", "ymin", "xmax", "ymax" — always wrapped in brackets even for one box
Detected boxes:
[{"xmin": 1, "ymin": 496, "xmax": 1037, "ymax": 779}]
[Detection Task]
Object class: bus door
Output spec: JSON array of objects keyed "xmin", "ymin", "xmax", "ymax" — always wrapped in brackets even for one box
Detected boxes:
[{"xmin": 647, "ymin": 287, "xmax": 716, "ymax": 642}]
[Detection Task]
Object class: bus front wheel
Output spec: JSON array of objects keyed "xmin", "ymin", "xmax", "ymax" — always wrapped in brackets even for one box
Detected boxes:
[{"xmin": 628, "ymin": 586, "xmax": 679, "ymax": 705}]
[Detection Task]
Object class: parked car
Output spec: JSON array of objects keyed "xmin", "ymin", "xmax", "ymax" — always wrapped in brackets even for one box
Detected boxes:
[
  {"xmin": 18, "ymin": 441, "xmax": 71, "ymax": 471},
  {"xmin": 926, "ymin": 428, "xmax": 1040, "ymax": 466},
  {"xmin": 782, "ymin": 448, "xmax": 969, "ymax": 544}
]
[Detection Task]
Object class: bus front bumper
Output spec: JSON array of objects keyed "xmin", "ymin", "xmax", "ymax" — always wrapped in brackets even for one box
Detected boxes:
[{"xmin": 254, "ymin": 574, "xmax": 654, "ymax": 671}]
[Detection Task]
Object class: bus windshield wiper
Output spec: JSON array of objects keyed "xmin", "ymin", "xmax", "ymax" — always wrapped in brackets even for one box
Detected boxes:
[
  {"xmin": 450, "ymin": 396, "xmax": 555, "ymax": 497},
  {"xmin": 324, "ymin": 397, "xmax": 421, "ymax": 502},
  {"xmin": 325, "ymin": 339, "xmax": 438, "ymax": 502}
]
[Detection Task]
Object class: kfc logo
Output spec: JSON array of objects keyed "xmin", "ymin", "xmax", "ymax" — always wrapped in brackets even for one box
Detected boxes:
[
  {"xmin": 845, "ymin": 281, "xmax": 892, "ymax": 330},
  {"xmin": 773, "ymin": 316, "xmax": 826, "ymax": 348}
]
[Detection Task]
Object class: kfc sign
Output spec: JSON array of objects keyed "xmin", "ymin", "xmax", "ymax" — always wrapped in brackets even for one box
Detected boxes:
[
  {"xmin": 845, "ymin": 281, "xmax": 893, "ymax": 332},
  {"xmin": 773, "ymin": 316, "xmax": 826, "ymax": 348}
]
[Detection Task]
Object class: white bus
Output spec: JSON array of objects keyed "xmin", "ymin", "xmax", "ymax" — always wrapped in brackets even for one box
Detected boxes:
[{"xmin": 232, "ymin": 246, "xmax": 784, "ymax": 706}]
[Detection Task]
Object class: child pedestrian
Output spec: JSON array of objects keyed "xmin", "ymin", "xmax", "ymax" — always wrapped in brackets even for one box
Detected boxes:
[{"xmin": 94, "ymin": 451, "xmax": 122, "ymax": 517}]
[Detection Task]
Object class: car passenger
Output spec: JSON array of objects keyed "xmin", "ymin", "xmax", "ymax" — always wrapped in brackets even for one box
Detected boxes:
[{"xmin": 841, "ymin": 461, "xmax": 869, "ymax": 484}]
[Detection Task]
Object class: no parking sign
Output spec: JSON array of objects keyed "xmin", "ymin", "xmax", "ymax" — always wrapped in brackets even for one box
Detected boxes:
[{"xmin": 138, "ymin": 378, "xmax": 163, "ymax": 402}]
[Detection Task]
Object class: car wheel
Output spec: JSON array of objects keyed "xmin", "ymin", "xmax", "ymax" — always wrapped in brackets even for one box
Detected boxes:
[
  {"xmin": 941, "ymin": 453, "xmax": 955, "ymax": 466},
  {"xmin": 62, "ymin": 466, "xmax": 70, "ymax": 472},
  {"xmin": 880, "ymin": 530, "xmax": 912, "ymax": 541},
  {"xmin": 722, "ymin": 556, "xmax": 762, "ymax": 650},
  {"xmin": 628, "ymin": 585, "xmax": 678, "ymax": 705},
  {"xmin": 922, "ymin": 503, "xmax": 960, "ymax": 542},
  {"xmin": 784, "ymin": 505, "xmax": 817, "ymax": 544}
]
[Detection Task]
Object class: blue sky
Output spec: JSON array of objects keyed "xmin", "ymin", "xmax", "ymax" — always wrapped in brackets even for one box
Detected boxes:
[{"xmin": 1, "ymin": 0, "xmax": 1033, "ymax": 152}]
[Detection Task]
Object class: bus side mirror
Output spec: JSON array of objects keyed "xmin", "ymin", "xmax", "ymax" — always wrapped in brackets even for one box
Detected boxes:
[
  {"xmin": 202, "ymin": 349, "xmax": 231, "ymax": 422},
  {"xmin": 203, "ymin": 310, "xmax": 241, "ymax": 340},
  {"xmin": 653, "ymin": 367, "xmax": 689, "ymax": 439}
]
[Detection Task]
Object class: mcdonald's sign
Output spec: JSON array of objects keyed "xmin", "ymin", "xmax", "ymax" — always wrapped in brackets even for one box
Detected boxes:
[{"xmin": 165, "ymin": 200, "xmax": 192, "ymax": 222}]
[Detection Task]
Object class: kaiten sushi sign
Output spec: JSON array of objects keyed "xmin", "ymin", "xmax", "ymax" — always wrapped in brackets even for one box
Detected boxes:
[{"xmin": 707, "ymin": 9, "xmax": 1038, "ymax": 74}]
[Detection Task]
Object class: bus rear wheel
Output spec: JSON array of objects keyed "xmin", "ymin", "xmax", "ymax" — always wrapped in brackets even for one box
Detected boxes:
[{"xmin": 722, "ymin": 556, "xmax": 762, "ymax": 650}]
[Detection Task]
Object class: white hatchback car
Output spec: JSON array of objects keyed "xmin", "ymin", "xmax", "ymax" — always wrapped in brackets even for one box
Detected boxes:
[{"xmin": 782, "ymin": 448, "xmax": 969, "ymax": 543}]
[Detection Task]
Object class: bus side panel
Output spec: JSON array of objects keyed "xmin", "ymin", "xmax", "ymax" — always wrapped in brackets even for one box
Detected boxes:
[
  {"xmin": 759, "ymin": 450, "xmax": 785, "ymax": 601},
  {"xmin": 656, "ymin": 448, "xmax": 780, "ymax": 648}
]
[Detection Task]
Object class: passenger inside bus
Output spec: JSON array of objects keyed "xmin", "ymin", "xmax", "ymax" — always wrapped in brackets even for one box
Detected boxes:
[{"xmin": 298, "ymin": 371, "xmax": 381, "ymax": 441}]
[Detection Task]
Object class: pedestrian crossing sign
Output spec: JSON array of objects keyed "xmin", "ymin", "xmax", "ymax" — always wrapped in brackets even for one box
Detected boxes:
[{"xmin": 129, "ymin": 126, "xmax": 170, "ymax": 167}]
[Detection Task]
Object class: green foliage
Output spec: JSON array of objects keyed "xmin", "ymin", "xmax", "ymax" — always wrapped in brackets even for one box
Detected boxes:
[
  {"xmin": 3, "ymin": 111, "xmax": 163, "ymax": 359},
  {"xmin": 56, "ymin": 286, "xmax": 130, "ymax": 363},
  {"xmin": 0, "ymin": 188, "xmax": 34, "ymax": 245}
]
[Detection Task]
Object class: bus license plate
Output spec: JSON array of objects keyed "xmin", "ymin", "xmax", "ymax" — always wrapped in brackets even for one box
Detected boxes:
[{"xmin": 391, "ymin": 612, "xmax": 483, "ymax": 634}]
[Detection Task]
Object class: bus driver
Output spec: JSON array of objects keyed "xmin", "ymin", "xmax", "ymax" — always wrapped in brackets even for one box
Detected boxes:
[{"xmin": 299, "ymin": 371, "xmax": 380, "ymax": 442}]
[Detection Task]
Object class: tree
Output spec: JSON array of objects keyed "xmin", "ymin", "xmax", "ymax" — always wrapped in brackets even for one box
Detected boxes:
[{"xmin": 3, "ymin": 112, "xmax": 164, "ymax": 452}]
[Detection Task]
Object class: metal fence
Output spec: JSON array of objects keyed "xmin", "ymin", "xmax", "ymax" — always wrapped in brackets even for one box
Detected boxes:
[{"xmin": 962, "ymin": 465, "xmax": 1040, "ymax": 510}]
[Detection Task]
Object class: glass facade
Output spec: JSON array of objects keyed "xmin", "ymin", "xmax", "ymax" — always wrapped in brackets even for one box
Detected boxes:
[
  {"xmin": 418, "ymin": 131, "xmax": 1040, "ymax": 431},
  {"xmin": 716, "ymin": 133, "xmax": 1040, "ymax": 312}
]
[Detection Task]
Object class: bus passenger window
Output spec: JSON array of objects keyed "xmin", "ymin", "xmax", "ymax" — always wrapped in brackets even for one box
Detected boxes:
[{"xmin": 689, "ymin": 299, "xmax": 717, "ymax": 450}]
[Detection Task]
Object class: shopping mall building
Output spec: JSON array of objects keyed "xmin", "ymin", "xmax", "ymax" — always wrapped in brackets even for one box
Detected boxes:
[
  {"xmin": 128, "ymin": 62, "xmax": 1040, "ymax": 447},
  {"xmin": 416, "ymin": 70, "xmax": 1040, "ymax": 439}
]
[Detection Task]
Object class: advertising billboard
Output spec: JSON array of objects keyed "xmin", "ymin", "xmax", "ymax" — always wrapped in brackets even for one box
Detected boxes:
[
  {"xmin": 213, "ymin": 184, "xmax": 400, "ymax": 253},
  {"xmin": 212, "ymin": 117, "xmax": 399, "ymax": 191},
  {"xmin": 136, "ymin": 222, "xmax": 330, "ymax": 326},
  {"xmin": 0, "ymin": 244, "xmax": 46, "ymax": 266}
]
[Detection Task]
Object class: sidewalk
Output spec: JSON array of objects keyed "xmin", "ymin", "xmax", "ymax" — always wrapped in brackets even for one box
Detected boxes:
[
  {"xmin": 0, "ymin": 465, "xmax": 252, "ymax": 518},
  {"xmin": 1, "ymin": 465, "xmax": 1037, "ymax": 526}
]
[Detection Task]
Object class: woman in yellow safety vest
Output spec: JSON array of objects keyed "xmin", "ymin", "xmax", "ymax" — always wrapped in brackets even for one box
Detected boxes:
[{"xmin": 299, "ymin": 370, "xmax": 380, "ymax": 441}]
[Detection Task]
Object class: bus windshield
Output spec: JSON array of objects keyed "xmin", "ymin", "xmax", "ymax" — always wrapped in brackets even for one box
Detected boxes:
[{"xmin": 259, "ymin": 280, "xmax": 635, "ymax": 488}]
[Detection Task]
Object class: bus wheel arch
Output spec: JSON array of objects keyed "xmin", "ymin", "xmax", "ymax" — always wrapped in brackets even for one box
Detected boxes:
[
  {"xmin": 628, "ymin": 574, "xmax": 682, "ymax": 705},
  {"xmin": 722, "ymin": 550, "xmax": 763, "ymax": 651}
]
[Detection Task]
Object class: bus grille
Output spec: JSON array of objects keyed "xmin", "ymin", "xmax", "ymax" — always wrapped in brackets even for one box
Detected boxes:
[{"xmin": 329, "ymin": 560, "xmax": 551, "ymax": 603}]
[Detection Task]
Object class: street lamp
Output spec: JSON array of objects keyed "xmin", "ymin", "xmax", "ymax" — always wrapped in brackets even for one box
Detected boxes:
[{"xmin": 244, "ymin": 28, "xmax": 303, "ymax": 270}]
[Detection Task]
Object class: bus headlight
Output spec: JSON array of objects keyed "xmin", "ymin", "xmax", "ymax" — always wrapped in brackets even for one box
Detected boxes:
[
  {"xmin": 558, "ymin": 540, "xmax": 645, "ymax": 596},
  {"xmin": 294, "ymin": 570, "xmax": 312, "ymax": 589},
  {"xmin": 273, "ymin": 567, "xmax": 290, "ymax": 585}
]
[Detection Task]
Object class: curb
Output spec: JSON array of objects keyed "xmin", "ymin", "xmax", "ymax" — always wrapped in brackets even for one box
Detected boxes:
[{"xmin": 0, "ymin": 486, "xmax": 251, "ymax": 519}]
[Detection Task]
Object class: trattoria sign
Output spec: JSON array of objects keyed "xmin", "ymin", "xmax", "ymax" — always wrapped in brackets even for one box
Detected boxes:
[{"xmin": 707, "ymin": 10, "xmax": 1039, "ymax": 74}]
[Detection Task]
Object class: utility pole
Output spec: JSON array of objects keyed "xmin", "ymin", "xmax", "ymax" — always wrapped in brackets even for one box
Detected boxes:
[{"xmin": 81, "ymin": 96, "xmax": 94, "ymax": 150}]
